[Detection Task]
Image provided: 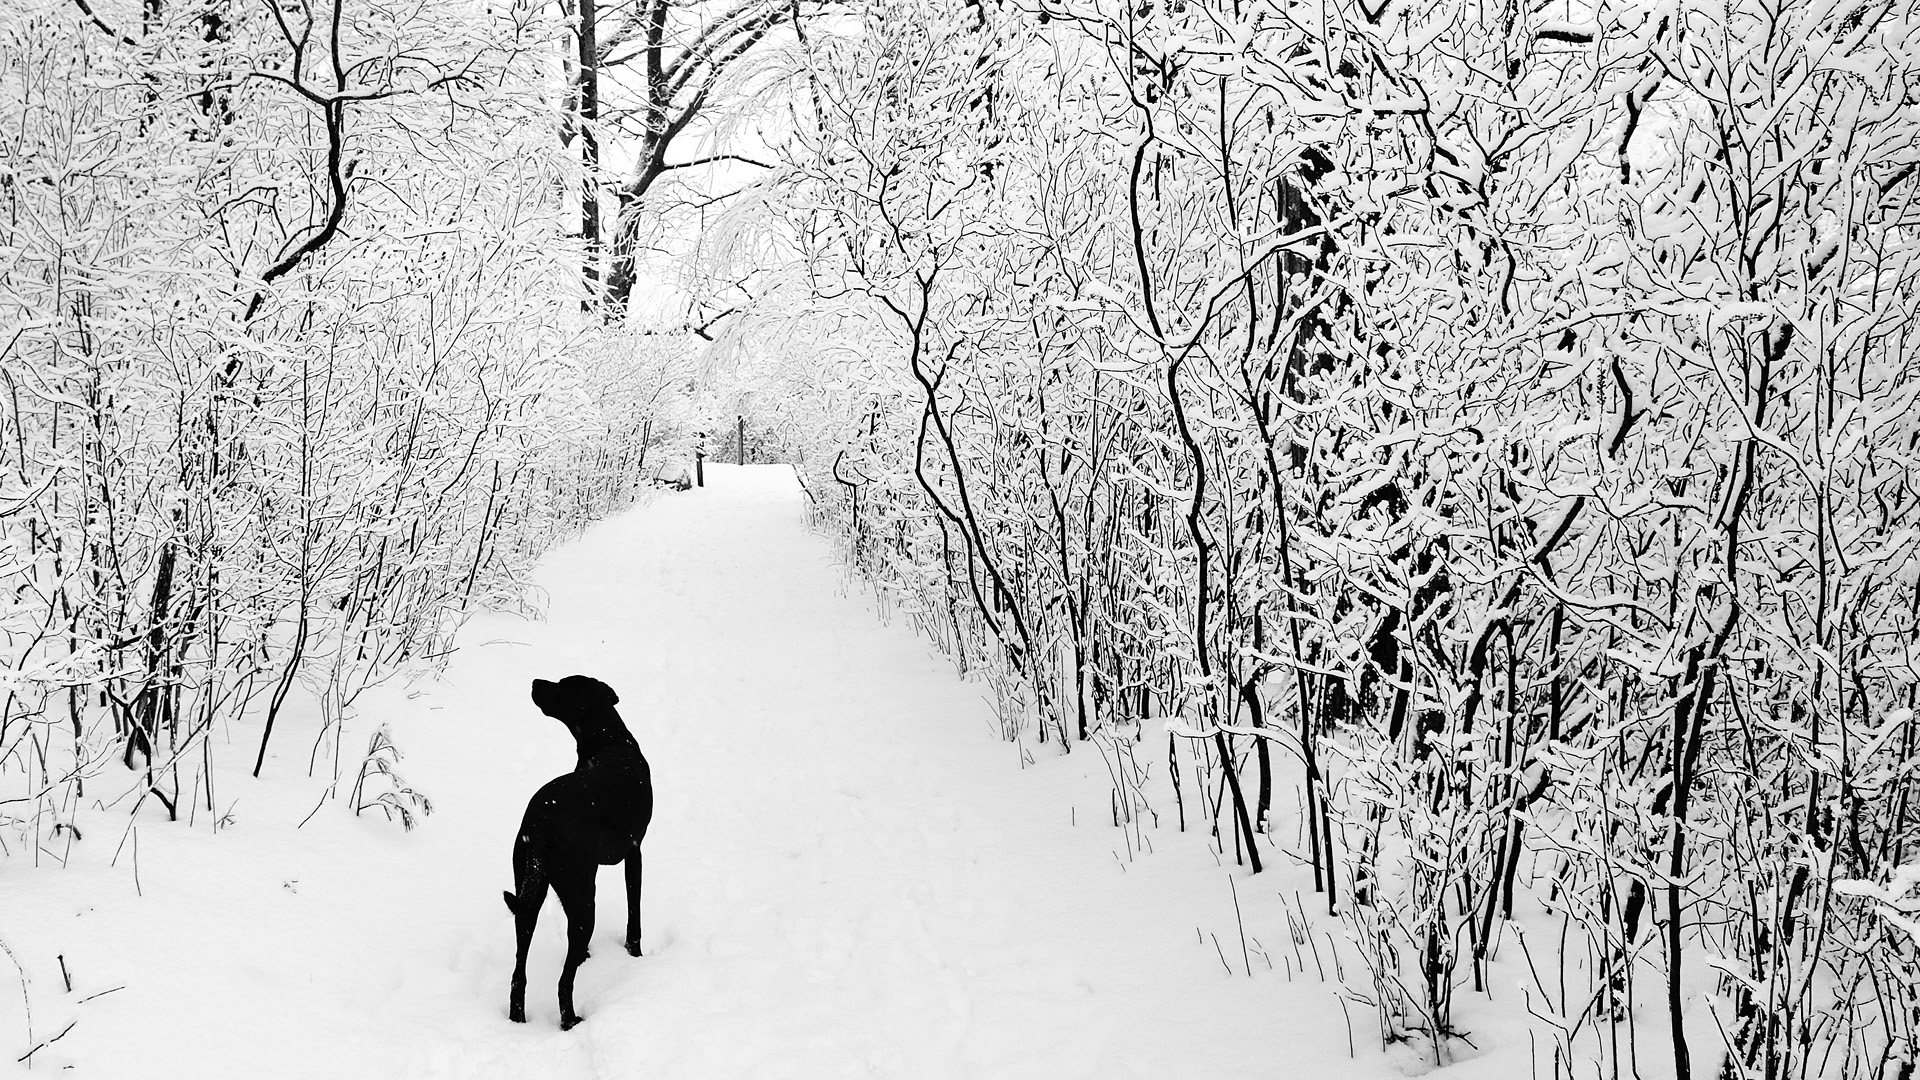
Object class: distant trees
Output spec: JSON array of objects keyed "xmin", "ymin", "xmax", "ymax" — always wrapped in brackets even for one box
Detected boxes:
[
  {"xmin": 561, "ymin": 0, "xmax": 796, "ymax": 317},
  {"xmin": 780, "ymin": 0, "xmax": 1920, "ymax": 1074}
]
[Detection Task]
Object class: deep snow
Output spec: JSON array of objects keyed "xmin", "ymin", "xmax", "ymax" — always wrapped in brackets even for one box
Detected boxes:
[{"xmin": 4, "ymin": 465, "xmax": 1481, "ymax": 1078}]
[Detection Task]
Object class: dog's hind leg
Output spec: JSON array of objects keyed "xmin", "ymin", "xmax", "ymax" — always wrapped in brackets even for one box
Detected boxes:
[
  {"xmin": 553, "ymin": 869, "xmax": 596, "ymax": 1030},
  {"xmin": 623, "ymin": 849, "xmax": 644, "ymax": 956},
  {"xmin": 505, "ymin": 873, "xmax": 548, "ymax": 1024}
]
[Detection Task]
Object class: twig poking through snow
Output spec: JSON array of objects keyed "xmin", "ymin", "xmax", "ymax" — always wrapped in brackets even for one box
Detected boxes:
[
  {"xmin": 1248, "ymin": 935, "xmax": 1273, "ymax": 971},
  {"xmin": 0, "ymin": 934, "xmax": 29, "ymax": 1054},
  {"xmin": 15, "ymin": 1020, "xmax": 75, "ymax": 1063},
  {"xmin": 1210, "ymin": 934, "xmax": 1232, "ymax": 976},
  {"xmin": 1286, "ymin": 891, "xmax": 1326, "ymax": 981},
  {"xmin": 1229, "ymin": 875, "xmax": 1251, "ymax": 977},
  {"xmin": 1300, "ymin": 900, "xmax": 1326, "ymax": 981}
]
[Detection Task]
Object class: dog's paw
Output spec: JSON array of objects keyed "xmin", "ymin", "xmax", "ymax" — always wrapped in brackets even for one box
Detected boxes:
[
  {"xmin": 560, "ymin": 1013, "xmax": 586, "ymax": 1031},
  {"xmin": 508, "ymin": 1008, "xmax": 526, "ymax": 1024},
  {"xmin": 626, "ymin": 939, "xmax": 642, "ymax": 957}
]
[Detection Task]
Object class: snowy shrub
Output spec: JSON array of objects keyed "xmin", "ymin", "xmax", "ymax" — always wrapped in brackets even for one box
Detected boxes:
[{"xmin": 350, "ymin": 725, "xmax": 432, "ymax": 831}]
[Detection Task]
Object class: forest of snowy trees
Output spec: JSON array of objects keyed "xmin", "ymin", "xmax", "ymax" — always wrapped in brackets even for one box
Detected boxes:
[{"xmin": 5, "ymin": 0, "xmax": 1918, "ymax": 1075}]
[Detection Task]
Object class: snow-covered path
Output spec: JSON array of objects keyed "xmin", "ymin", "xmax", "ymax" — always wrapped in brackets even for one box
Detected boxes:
[{"xmin": 9, "ymin": 465, "xmax": 1406, "ymax": 1079}]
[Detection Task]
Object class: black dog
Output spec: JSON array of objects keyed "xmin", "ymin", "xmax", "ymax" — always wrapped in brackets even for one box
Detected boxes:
[{"xmin": 504, "ymin": 675, "xmax": 653, "ymax": 1029}]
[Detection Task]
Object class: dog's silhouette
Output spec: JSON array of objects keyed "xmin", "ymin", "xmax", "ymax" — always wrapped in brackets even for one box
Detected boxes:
[{"xmin": 504, "ymin": 675, "xmax": 653, "ymax": 1029}]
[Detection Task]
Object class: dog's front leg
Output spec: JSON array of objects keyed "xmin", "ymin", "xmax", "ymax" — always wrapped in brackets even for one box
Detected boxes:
[{"xmin": 624, "ymin": 849, "xmax": 644, "ymax": 956}]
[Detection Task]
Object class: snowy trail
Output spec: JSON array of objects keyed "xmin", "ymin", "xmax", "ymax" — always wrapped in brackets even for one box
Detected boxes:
[{"xmin": 9, "ymin": 465, "xmax": 1411, "ymax": 1079}]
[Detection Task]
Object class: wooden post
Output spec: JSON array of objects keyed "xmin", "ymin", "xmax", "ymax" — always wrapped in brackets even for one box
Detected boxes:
[
  {"xmin": 695, "ymin": 448, "xmax": 705, "ymax": 487},
  {"xmin": 737, "ymin": 414, "xmax": 745, "ymax": 465}
]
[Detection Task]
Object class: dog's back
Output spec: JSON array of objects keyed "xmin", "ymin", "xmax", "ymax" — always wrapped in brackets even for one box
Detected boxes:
[{"xmin": 510, "ymin": 757, "xmax": 649, "ymax": 874}]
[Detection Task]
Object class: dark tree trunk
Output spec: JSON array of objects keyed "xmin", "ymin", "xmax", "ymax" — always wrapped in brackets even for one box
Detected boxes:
[
  {"xmin": 600, "ymin": 0, "xmax": 790, "ymax": 317},
  {"xmin": 577, "ymin": 0, "xmax": 601, "ymax": 307}
]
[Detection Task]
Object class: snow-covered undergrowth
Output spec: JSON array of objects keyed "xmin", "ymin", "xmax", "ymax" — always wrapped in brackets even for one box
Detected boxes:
[
  {"xmin": 770, "ymin": 2, "xmax": 1920, "ymax": 1076},
  {"xmin": 6, "ymin": 467, "xmax": 1484, "ymax": 1078}
]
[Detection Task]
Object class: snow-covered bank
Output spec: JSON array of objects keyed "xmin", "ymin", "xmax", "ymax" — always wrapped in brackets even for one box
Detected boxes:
[{"xmin": 7, "ymin": 465, "xmax": 1470, "ymax": 1078}]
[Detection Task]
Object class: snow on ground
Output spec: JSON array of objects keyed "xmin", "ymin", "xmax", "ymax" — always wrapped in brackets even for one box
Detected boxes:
[{"xmin": 4, "ymin": 465, "xmax": 1510, "ymax": 1078}]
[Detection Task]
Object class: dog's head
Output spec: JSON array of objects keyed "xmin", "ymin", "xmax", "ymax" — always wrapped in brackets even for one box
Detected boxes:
[{"xmin": 531, "ymin": 675, "xmax": 620, "ymax": 726}]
